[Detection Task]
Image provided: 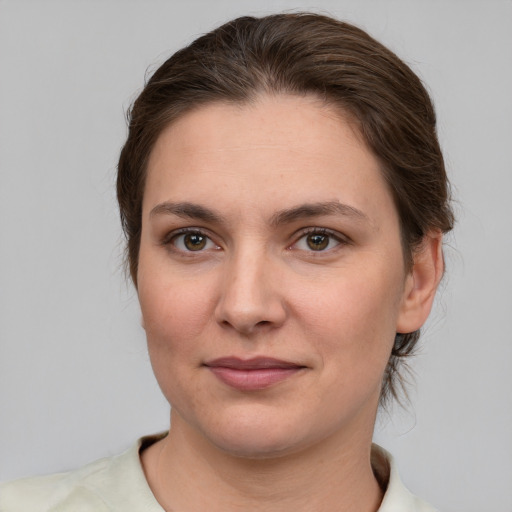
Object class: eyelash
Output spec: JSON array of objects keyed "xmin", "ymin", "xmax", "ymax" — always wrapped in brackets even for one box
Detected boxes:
[
  {"xmin": 290, "ymin": 227, "xmax": 349, "ymax": 253},
  {"xmin": 162, "ymin": 228, "xmax": 220, "ymax": 254},
  {"xmin": 161, "ymin": 227, "xmax": 349, "ymax": 254}
]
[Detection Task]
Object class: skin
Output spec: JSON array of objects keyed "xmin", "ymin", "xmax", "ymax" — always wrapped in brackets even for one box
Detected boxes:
[{"xmin": 137, "ymin": 95, "xmax": 443, "ymax": 512}]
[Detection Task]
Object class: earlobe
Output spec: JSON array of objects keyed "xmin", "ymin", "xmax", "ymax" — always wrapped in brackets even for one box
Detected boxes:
[{"xmin": 396, "ymin": 231, "xmax": 444, "ymax": 334}]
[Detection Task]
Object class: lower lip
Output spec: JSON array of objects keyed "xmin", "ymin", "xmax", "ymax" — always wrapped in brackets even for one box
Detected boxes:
[{"xmin": 207, "ymin": 366, "xmax": 303, "ymax": 391}]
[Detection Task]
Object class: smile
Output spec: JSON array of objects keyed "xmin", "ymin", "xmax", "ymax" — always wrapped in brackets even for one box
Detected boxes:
[{"xmin": 204, "ymin": 357, "xmax": 306, "ymax": 391}]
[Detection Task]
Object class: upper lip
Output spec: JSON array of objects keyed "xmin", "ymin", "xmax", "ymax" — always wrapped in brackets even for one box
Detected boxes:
[{"xmin": 204, "ymin": 357, "xmax": 304, "ymax": 370}]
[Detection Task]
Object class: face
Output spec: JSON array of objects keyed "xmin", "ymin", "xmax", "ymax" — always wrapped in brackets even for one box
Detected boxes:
[{"xmin": 138, "ymin": 95, "xmax": 416, "ymax": 458}]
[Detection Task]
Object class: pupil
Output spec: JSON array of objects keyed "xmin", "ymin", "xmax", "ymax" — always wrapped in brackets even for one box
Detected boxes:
[
  {"xmin": 185, "ymin": 233, "xmax": 206, "ymax": 251},
  {"xmin": 307, "ymin": 234, "xmax": 328, "ymax": 250}
]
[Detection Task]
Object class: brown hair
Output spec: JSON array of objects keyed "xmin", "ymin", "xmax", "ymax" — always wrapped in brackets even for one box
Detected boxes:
[{"xmin": 117, "ymin": 12, "xmax": 454, "ymax": 404}]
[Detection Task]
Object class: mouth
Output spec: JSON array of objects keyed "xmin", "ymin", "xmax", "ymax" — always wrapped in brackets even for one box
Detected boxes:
[{"xmin": 203, "ymin": 357, "xmax": 306, "ymax": 391}]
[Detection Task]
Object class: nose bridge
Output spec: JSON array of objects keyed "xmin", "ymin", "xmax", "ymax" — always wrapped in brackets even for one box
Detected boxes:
[{"xmin": 215, "ymin": 241, "xmax": 285, "ymax": 333}]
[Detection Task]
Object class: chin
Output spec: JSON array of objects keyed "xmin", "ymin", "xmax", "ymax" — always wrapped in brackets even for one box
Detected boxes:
[
  {"xmin": 193, "ymin": 407, "xmax": 322, "ymax": 460},
  {"xmin": 209, "ymin": 430, "xmax": 304, "ymax": 460}
]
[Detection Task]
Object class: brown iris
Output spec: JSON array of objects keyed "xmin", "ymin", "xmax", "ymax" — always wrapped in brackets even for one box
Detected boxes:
[
  {"xmin": 306, "ymin": 233, "xmax": 329, "ymax": 251},
  {"xmin": 184, "ymin": 233, "xmax": 207, "ymax": 251}
]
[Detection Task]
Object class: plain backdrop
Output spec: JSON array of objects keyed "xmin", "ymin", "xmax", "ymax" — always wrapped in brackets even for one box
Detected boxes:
[{"xmin": 1, "ymin": 1, "xmax": 511, "ymax": 510}]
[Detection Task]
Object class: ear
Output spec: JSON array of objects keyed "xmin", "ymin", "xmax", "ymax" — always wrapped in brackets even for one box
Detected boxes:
[{"xmin": 396, "ymin": 231, "xmax": 444, "ymax": 334}]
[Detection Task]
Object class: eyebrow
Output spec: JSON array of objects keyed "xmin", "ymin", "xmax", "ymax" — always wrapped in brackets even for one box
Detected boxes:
[
  {"xmin": 149, "ymin": 200, "xmax": 369, "ymax": 226},
  {"xmin": 269, "ymin": 201, "xmax": 370, "ymax": 227},
  {"xmin": 149, "ymin": 201, "xmax": 225, "ymax": 223}
]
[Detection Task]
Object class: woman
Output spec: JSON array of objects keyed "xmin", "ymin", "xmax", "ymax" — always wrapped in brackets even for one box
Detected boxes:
[{"xmin": 1, "ymin": 12, "xmax": 453, "ymax": 511}]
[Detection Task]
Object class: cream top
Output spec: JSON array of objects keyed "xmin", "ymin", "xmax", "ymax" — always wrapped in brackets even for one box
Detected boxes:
[{"xmin": 0, "ymin": 434, "xmax": 438, "ymax": 511}]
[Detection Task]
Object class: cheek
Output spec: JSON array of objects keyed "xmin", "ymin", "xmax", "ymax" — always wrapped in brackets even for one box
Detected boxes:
[
  {"xmin": 137, "ymin": 265, "xmax": 218, "ymax": 366},
  {"xmin": 141, "ymin": 288, "xmax": 208, "ymax": 340},
  {"xmin": 137, "ymin": 277, "xmax": 213, "ymax": 408},
  {"xmin": 291, "ymin": 266, "xmax": 403, "ymax": 375}
]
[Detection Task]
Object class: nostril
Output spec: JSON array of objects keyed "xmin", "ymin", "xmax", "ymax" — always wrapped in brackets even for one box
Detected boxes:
[
  {"xmin": 220, "ymin": 318, "xmax": 272, "ymax": 333},
  {"xmin": 215, "ymin": 292, "xmax": 287, "ymax": 333}
]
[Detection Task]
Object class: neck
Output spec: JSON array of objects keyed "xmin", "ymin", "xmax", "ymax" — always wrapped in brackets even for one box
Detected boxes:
[{"xmin": 142, "ymin": 411, "xmax": 383, "ymax": 512}]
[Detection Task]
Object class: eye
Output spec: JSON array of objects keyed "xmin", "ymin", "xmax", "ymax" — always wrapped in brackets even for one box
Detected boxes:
[
  {"xmin": 293, "ymin": 229, "xmax": 343, "ymax": 252},
  {"xmin": 170, "ymin": 231, "xmax": 219, "ymax": 252}
]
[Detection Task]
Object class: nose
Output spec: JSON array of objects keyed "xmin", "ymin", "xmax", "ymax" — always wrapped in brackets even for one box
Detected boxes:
[{"xmin": 214, "ymin": 248, "xmax": 287, "ymax": 335}]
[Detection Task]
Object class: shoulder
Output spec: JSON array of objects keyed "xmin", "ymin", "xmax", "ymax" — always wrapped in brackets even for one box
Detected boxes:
[
  {"xmin": 0, "ymin": 457, "xmax": 112, "ymax": 511},
  {"xmin": 0, "ymin": 434, "xmax": 166, "ymax": 512},
  {"xmin": 372, "ymin": 444, "xmax": 439, "ymax": 512}
]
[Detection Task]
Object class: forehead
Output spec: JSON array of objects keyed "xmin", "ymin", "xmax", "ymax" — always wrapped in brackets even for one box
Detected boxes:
[
  {"xmin": 143, "ymin": 95, "xmax": 396, "ymax": 225},
  {"xmin": 149, "ymin": 95, "xmax": 365, "ymax": 166}
]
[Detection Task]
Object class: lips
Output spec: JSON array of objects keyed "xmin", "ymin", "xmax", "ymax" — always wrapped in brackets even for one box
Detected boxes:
[{"xmin": 204, "ymin": 357, "xmax": 305, "ymax": 391}]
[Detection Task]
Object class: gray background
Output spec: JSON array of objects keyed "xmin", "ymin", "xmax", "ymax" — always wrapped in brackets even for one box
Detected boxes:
[{"xmin": 1, "ymin": 1, "xmax": 511, "ymax": 510}]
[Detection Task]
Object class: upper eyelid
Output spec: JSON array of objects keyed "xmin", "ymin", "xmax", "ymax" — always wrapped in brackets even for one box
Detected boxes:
[
  {"xmin": 161, "ymin": 227, "xmax": 220, "ymax": 250},
  {"xmin": 292, "ymin": 226, "xmax": 350, "ymax": 242}
]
